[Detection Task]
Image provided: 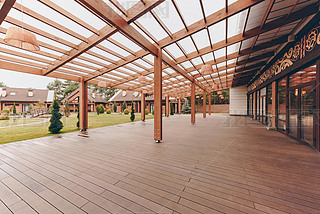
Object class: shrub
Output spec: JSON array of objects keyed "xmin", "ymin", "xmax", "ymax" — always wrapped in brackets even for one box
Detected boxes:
[
  {"xmin": 106, "ymin": 109, "xmax": 112, "ymax": 114},
  {"xmin": 99, "ymin": 104, "xmax": 105, "ymax": 114},
  {"xmin": 123, "ymin": 109, "xmax": 129, "ymax": 115},
  {"xmin": 64, "ymin": 101, "xmax": 70, "ymax": 117},
  {"xmin": 113, "ymin": 103, "xmax": 117, "ymax": 113},
  {"xmin": 76, "ymin": 111, "xmax": 79, "ymax": 128},
  {"xmin": 0, "ymin": 115, "xmax": 9, "ymax": 120},
  {"xmin": 48, "ymin": 99, "xmax": 63, "ymax": 134},
  {"xmin": 130, "ymin": 101, "xmax": 135, "ymax": 122},
  {"xmin": 13, "ymin": 103, "xmax": 16, "ymax": 115},
  {"xmin": 170, "ymin": 103, "xmax": 174, "ymax": 115},
  {"xmin": 1, "ymin": 109, "xmax": 9, "ymax": 114},
  {"xmin": 122, "ymin": 101, "xmax": 127, "ymax": 112},
  {"xmin": 96, "ymin": 105, "xmax": 101, "ymax": 115},
  {"xmin": 152, "ymin": 109, "xmax": 154, "ymax": 115},
  {"xmin": 145, "ymin": 109, "xmax": 149, "ymax": 115}
]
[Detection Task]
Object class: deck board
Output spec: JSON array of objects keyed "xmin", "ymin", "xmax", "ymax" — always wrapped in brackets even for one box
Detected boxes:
[{"xmin": 0, "ymin": 114, "xmax": 320, "ymax": 213}]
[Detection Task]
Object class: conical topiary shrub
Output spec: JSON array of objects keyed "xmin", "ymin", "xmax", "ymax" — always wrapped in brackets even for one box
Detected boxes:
[
  {"xmin": 130, "ymin": 101, "xmax": 135, "ymax": 122},
  {"xmin": 76, "ymin": 111, "xmax": 79, "ymax": 128},
  {"xmin": 13, "ymin": 103, "xmax": 16, "ymax": 115},
  {"xmin": 170, "ymin": 102, "xmax": 174, "ymax": 115},
  {"xmin": 49, "ymin": 99, "xmax": 63, "ymax": 134}
]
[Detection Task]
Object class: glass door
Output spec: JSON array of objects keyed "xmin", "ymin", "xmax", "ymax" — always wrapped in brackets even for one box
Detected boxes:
[
  {"xmin": 301, "ymin": 85, "xmax": 314, "ymax": 145},
  {"xmin": 288, "ymin": 83, "xmax": 315, "ymax": 146},
  {"xmin": 289, "ymin": 88, "xmax": 299, "ymax": 138}
]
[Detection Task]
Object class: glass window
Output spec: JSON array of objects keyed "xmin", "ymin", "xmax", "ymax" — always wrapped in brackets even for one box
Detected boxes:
[{"xmin": 278, "ymin": 78, "xmax": 287, "ymax": 132}]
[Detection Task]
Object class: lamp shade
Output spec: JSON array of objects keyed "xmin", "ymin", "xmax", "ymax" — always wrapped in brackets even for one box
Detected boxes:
[
  {"xmin": 137, "ymin": 76, "xmax": 147, "ymax": 83},
  {"xmin": 98, "ymin": 81, "xmax": 107, "ymax": 87},
  {"xmin": 217, "ymin": 91, "xmax": 222, "ymax": 95},
  {"xmin": 196, "ymin": 96, "xmax": 199, "ymax": 99},
  {"xmin": 4, "ymin": 27, "xmax": 40, "ymax": 51},
  {"xmin": 201, "ymin": 64, "xmax": 213, "ymax": 75}
]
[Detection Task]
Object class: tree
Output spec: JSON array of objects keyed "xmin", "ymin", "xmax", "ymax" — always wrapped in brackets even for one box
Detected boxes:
[
  {"xmin": 130, "ymin": 101, "xmax": 135, "ymax": 122},
  {"xmin": 48, "ymin": 99, "xmax": 63, "ymax": 134},
  {"xmin": 47, "ymin": 79, "xmax": 65, "ymax": 100},
  {"xmin": 13, "ymin": 103, "xmax": 16, "ymax": 115},
  {"xmin": 170, "ymin": 103, "xmax": 174, "ymax": 115},
  {"xmin": 122, "ymin": 101, "xmax": 127, "ymax": 112},
  {"xmin": 182, "ymin": 99, "xmax": 191, "ymax": 114},
  {"xmin": 47, "ymin": 79, "xmax": 79, "ymax": 101},
  {"xmin": 0, "ymin": 82, "xmax": 6, "ymax": 87},
  {"xmin": 113, "ymin": 103, "xmax": 117, "ymax": 113},
  {"xmin": 64, "ymin": 101, "xmax": 70, "ymax": 117},
  {"xmin": 88, "ymin": 84, "xmax": 117, "ymax": 100}
]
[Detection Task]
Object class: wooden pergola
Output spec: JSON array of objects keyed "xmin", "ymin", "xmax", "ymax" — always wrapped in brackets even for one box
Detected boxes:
[{"xmin": 0, "ymin": 0, "xmax": 318, "ymax": 142}]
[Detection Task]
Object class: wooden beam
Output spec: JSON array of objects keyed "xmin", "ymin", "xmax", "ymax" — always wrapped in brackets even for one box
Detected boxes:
[
  {"xmin": 78, "ymin": 0, "xmax": 206, "ymax": 90},
  {"xmin": 77, "ymin": 0, "xmax": 160, "ymax": 56},
  {"xmin": 158, "ymin": 0, "xmax": 264, "ymax": 48},
  {"xmin": 0, "ymin": 0, "xmax": 15, "ymax": 25},
  {"xmin": 154, "ymin": 48, "xmax": 162, "ymax": 142}
]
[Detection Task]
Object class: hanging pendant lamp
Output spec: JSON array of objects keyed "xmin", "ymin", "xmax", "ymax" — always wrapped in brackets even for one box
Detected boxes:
[
  {"xmin": 98, "ymin": 81, "xmax": 107, "ymax": 87},
  {"xmin": 137, "ymin": 76, "xmax": 147, "ymax": 83},
  {"xmin": 201, "ymin": 64, "xmax": 213, "ymax": 75},
  {"xmin": 4, "ymin": 27, "xmax": 40, "ymax": 51}
]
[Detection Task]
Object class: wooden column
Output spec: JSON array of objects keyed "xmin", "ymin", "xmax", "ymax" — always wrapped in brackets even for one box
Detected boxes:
[
  {"xmin": 203, "ymin": 91, "xmax": 206, "ymax": 118},
  {"xmin": 254, "ymin": 91, "xmax": 257, "ymax": 120},
  {"xmin": 79, "ymin": 77, "xmax": 88, "ymax": 132},
  {"xmin": 208, "ymin": 92, "xmax": 211, "ymax": 115},
  {"xmin": 154, "ymin": 48, "xmax": 162, "ymax": 142},
  {"xmin": 165, "ymin": 95, "xmax": 169, "ymax": 117},
  {"xmin": 191, "ymin": 82, "xmax": 196, "ymax": 124},
  {"xmin": 271, "ymin": 81, "xmax": 277, "ymax": 128},
  {"xmin": 178, "ymin": 98, "xmax": 181, "ymax": 114},
  {"xmin": 141, "ymin": 92, "xmax": 145, "ymax": 121},
  {"xmin": 316, "ymin": 59, "xmax": 320, "ymax": 151}
]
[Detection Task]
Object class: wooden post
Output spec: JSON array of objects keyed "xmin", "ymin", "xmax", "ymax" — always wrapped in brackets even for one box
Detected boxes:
[
  {"xmin": 203, "ymin": 91, "xmax": 206, "ymax": 118},
  {"xmin": 154, "ymin": 48, "xmax": 162, "ymax": 142},
  {"xmin": 254, "ymin": 91, "xmax": 257, "ymax": 120},
  {"xmin": 208, "ymin": 92, "xmax": 211, "ymax": 115},
  {"xmin": 165, "ymin": 95, "xmax": 169, "ymax": 117},
  {"xmin": 178, "ymin": 98, "xmax": 181, "ymax": 114},
  {"xmin": 316, "ymin": 59, "xmax": 320, "ymax": 151},
  {"xmin": 271, "ymin": 81, "xmax": 277, "ymax": 128},
  {"xmin": 141, "ymin": 92, "xmax": 145, "ymax": 121},
  {"xmin": 79, "ymin": 77, "xmax": 88, "ymax": 132},
  {"xmin": 191, "ymin": 82, "xmax": 195, "ymax": 124}
]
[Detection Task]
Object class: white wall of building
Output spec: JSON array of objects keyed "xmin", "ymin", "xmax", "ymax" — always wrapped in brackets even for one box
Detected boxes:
[{"xmin": 229, "ymin": 86, "xmax": 248, "ymax": 115}]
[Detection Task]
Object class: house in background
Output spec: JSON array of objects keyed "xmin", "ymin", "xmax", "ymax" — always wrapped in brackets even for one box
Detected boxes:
[
  {"xmin": 108, "ymin": 90, "xmax": 180, "ymax": 113},
  {"xmin": 0, "ymin": 87, "xmax": 54, "ymax": 113},
  {"xmin": 61, "ymin": 89, "xmax": 108, "ymax": 112}
]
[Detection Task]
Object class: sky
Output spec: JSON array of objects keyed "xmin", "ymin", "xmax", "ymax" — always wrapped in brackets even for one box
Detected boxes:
[{"xmin": 0, "ymin": 0, "xmax": 242, "ymax": 89}]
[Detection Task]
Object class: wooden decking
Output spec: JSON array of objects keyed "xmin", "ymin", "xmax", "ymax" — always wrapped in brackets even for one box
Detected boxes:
[{"xmin": 0, "ymin": 114, "xmax": 320, "ymax": 214}]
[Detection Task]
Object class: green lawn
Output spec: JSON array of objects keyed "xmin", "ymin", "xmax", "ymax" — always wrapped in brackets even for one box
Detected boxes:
[{"xmin": 0, "ymin": 113, "xmax": 154, "ymax": 144}]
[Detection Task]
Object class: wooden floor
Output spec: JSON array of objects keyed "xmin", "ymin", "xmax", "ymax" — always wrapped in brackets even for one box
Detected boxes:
[{"xmin": 0, "ymin": 114, "xmax": 320, "ymax": 214}]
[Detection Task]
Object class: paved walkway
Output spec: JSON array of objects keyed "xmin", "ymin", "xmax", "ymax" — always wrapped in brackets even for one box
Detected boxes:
[{"xmin": 0, "ymin": 114, "xmax": 319, "ymax": 214}]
